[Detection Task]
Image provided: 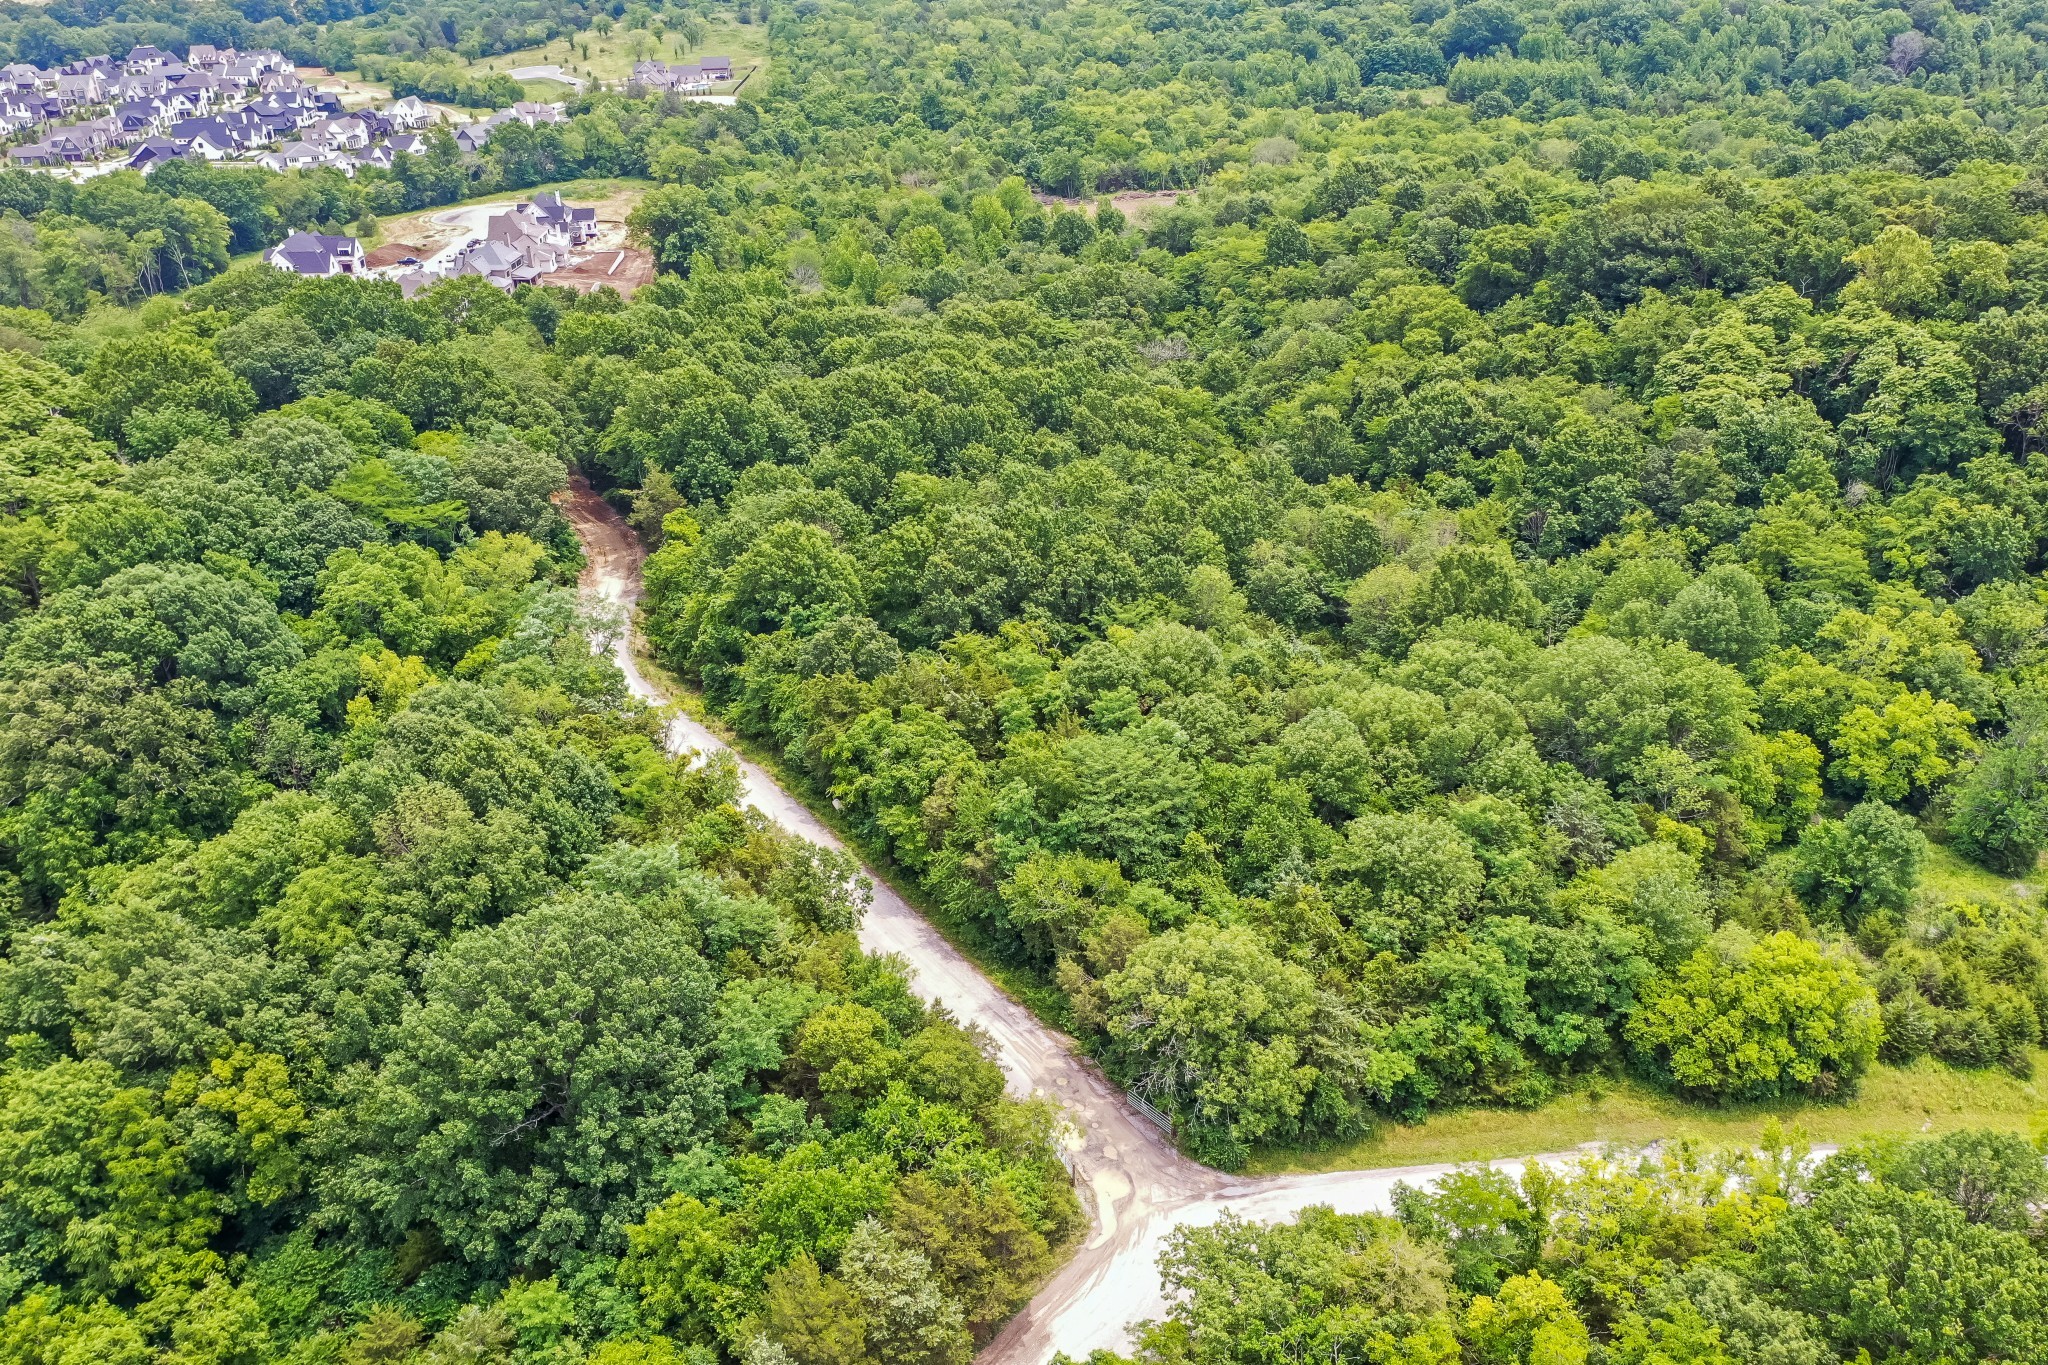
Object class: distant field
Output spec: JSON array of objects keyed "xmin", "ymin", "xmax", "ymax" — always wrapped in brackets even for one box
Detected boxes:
[{"xmin": 471, "ymin": 13, "xmax": 770, "ymax": 90}]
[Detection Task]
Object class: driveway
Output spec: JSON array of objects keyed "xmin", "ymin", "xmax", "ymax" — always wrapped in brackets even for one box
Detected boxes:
[
  {"xmin": 412, "ymin": 200, "xmax": 521, "ymax": 273},
  {"xmin": 506, "ymin": 63, "xmax": 587, "ymax": 91}
]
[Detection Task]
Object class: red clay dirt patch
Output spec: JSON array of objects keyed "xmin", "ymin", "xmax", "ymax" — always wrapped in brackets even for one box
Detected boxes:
[{"xmin": 541, "ymin": 247, "xmax": 656, "ymax": 299}]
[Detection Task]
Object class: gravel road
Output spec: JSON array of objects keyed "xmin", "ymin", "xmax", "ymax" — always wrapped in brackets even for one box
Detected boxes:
[{"xmin": 560, "ymin": 480, "xmax": 1585, "ymax": 1362}]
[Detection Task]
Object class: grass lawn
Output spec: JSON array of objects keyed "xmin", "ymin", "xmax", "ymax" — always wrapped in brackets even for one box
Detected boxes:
[
  {"xmin": 470, "ymin": 13, "xmax": 770, "ymax": 90},
  {"xmin": 516, "ymin": 77, "xmax": 580, "ymax": 103},
  {"xmin": 1243, "ymin": 1057, "xmax": 2047, "ymax": 1174},
  {"xmin": 1918, "ymin": 839, "xmax": 2042, "ymax": 904}
]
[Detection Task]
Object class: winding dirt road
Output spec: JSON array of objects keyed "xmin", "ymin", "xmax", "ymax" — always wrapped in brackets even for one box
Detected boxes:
[{"xmin": 561, "ymin": 482, "xmax": 1571, "ymax": 1362}]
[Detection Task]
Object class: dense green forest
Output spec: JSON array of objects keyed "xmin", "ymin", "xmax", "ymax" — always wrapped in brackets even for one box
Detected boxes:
[
  {"xmin": 0, "ymin": 274, "xmax": 1080, "ymax": 1359},
  {"xmin": 615, "ymin": 0, "xmax": 2048, "ymax": 1166},
  {"xmin": 8, "ymin": 0, "xmax": 2048, "ymax": 1358},
  {"xmin": 1075, "ymin": 1126, "xmax": 2048, "ymax": 1365}
]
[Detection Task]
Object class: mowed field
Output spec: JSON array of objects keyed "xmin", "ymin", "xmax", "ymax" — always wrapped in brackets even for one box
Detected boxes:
[
  {"xmin": 470, "ymin": 13, "xmax": 770, "ymax": 96},
  {"xmin": 1245, "ymin": 1054, "xmax": 2047, "ymax": 1174}
]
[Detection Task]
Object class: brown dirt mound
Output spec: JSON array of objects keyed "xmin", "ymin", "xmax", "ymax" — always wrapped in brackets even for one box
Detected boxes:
[{"xmin": 365, "ymin": 241, "xmax": 428, "ymax": 268}]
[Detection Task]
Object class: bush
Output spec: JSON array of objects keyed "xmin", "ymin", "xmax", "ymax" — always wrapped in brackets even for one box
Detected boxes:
[
  {"xmin": 1628, "ymin": 929, "xmax": 1883, "ymax": 1100},
  {"xmin": 1947, "ymin": 720, "xmax": 2048, "ymax": 875},
  {"xmin": 1790, "ymin": 800, "xmax": 1926, "ymax": 934}
]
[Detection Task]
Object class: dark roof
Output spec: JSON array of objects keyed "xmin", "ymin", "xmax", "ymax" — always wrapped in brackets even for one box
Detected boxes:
[
  {"xmin": 127, "ymin": 137, "xmax": 186, "ymax": 166},
  {"xmin": 171, "ymin": 115, "xmax": 229, "ymax": 139},
  {"xmin": 268, "ymin": 230, "xmax": 360, "ymax": 274}
]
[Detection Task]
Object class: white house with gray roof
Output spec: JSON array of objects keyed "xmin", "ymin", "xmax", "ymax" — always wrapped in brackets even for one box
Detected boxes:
[{"xmin": 266, "ymin": 231, "xmax": 362, "ymax": 277}]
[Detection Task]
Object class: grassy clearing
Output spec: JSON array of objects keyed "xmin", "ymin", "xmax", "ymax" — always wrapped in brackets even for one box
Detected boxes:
[
  {"xmin": 1919, "ymin": 840, "xmax": 2041, "ymax": 906},
  {"xmin": 518, "ymin": 77, "xmax": 579, "ymax": 103},
  {"xmin": 1245, "ymin": 1056, "xmax": 2048, "ymax": 1173},
  {"xmin": 471, "ymin": 14, "xmax": 771, "ymax": 89}
]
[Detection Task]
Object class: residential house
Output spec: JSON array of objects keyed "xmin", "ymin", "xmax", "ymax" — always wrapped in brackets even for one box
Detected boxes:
[
  {"xmin": 634, "ymin": 61, "xmax": 711, "ymax": 92},
  {"xmin": 110, "ymin": 72, "xmax": 167, "ymax": 101},
  {"xmin": 127, "ymin": 136, "xmax": 187, "ymax": 171},
  {"xmin": 31, "ymin": 118, "xmax": 118, "ymax": 162},
  {"xmin": 457, "ymin": 239, "xmax": 543, "ymax": 289},
  {"xmin": 160, "ymin": 85, "xmax": 210, "ymax": 119},
  {"xmin": 113, "ymin": 100, "xmax": 167, "ymax": 141},
  {"xmin": 57, "ymin": 118, "xmax": 114, "ymax": 157},
  {"xmin": 700, "ymin": 55, "xmax": 733, "ymax": 80},
  {"xmin": 7, "ymin": 142, "xmax": 61, "ymax": 165},
  {"xmin": 0, "ymin": 93, "xmax": 57, "ymax": 134},
  {"xmin": 360, "ymin": 132, "xmax": 428, "ymax": 170},
  {"xmin": 530, "ymin": 191, "xmax": 598, "ymax": 245},
  {"xmin": 266, "ymin": 231, "xmax": 361, "ymax": 277},
  {"xmin": 487, "ymin": 210, "xmax": 571, "ymax": 269},
  {"xmin": 268, "ymin": 139, "xmax": 325, "ymax": 169},
  {"xmin": 247, "ymin": 94, "xmax": 321, "ymax": 129},
  {"xmin": 307, "ymin": 115, "xmax": 370, "ymax": 150},
  {"xmin": 186, "ymin": 45, "xmax": 229, "ymax": 70},
  {"xmin": 454, "ymin": 121, "xmax": 491, "ymax": 153},
  {"xmin": 124, "ymin": 45, "xmax": 173, "ymax": 72},
  {"xmin": 508, "ymin": 100, "xmax": 565, "ymax": 126},
  {"xmin": 170, "ymin": 117, "xmax": 240, "ymax": 160},
  {"xmin": 256, "ymin": 112, "xmax": 301, "ymax": 142},
  {"xmin": 53, "ymin": 71, "xmax": 107, "ymax": 108},
  {"xmin": 384, "ymin": 95, "xmax": 429, "ymax": 129},
  {"xmin": 0, "ymin": 64, "xmax": 43, "ymax": 93},
  {"xmin": 164, "ymin": 70, "xmax": 222, "ymax": 106}
]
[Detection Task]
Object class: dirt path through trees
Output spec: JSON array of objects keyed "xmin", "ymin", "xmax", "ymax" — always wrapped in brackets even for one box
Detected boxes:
[{"xmin": 560, "ymin": 479, "xmax": 1572, "ymax": 1362}]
